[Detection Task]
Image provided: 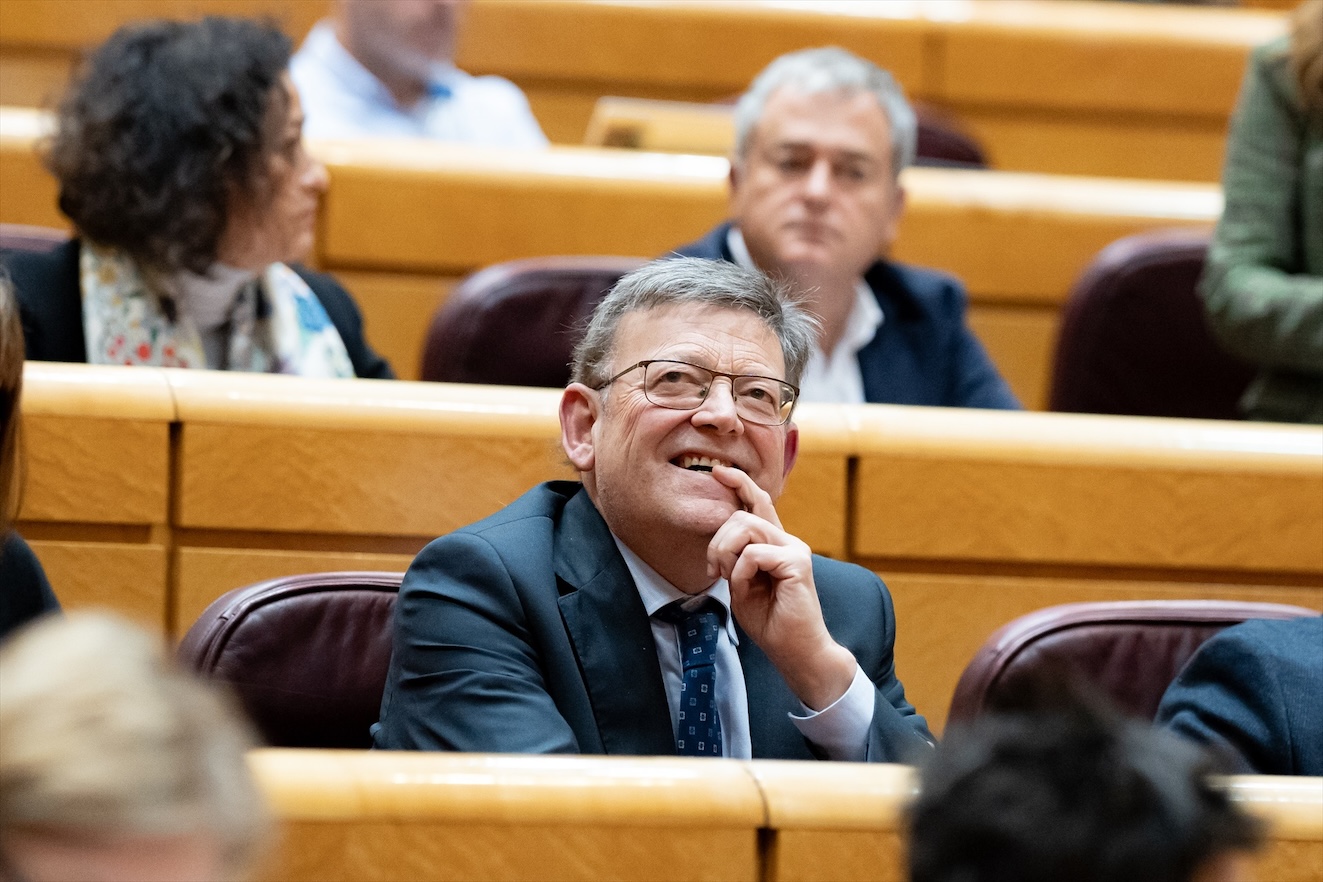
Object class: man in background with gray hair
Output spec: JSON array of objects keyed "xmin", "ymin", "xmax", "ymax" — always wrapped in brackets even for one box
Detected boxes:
[{"xmin": 674, "ymin": 47, "xmax": 1018, "ymax": 409}]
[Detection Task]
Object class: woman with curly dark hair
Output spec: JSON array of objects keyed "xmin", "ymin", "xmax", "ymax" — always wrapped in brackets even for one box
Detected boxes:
[{"xmin": 5, "ymin": 16, "xmax": 392, "ymax": 379}]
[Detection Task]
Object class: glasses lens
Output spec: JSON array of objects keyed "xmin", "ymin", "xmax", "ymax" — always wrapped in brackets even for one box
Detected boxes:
[
  {"xmin": 642, "ymin": 361, "xmax": 794, "ymax": 425},
  {"xmin": 732, "ymin": 376, "xmax": 792, "ymax": 424},
  {"xmin": 644, "ymin": 361, "xmax": 709, "ymax": 409}
]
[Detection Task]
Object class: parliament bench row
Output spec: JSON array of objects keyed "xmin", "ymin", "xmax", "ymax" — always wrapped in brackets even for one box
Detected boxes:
[
  {"xmin": 0, "ymin": 0, "xmax": 1289, "ymax": 181},
  {"xmin": 246, "ymin": 750, "xmax": 1323, "ymax": 882},
  {"xmin": 0, "ymin": 107, "xmax": 1225, "ymax": 406},
  {"xmin": 19, "ymin": 363, "xmax": 1322, "ymax": 732}
]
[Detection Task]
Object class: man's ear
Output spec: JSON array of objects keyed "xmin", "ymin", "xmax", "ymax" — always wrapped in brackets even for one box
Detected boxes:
[
  {"xmin": 781, "ymin": 422, "xmax": 799, "ymax": 481},
  {"xmin": 560, "ymin": 383, "xmax": 600, "ymax": 473}
]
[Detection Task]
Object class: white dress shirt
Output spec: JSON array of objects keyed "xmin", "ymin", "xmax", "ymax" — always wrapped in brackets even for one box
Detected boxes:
[
  {"xmin": 613, "ymin": 536, "xmax": 874, "ymax": 761},
  {"xmin": 290, "ymin": 21, "xmax": 548, "ymax": 147},
  {"xmin": 725, "ymin": 227, "xmax": 883, "ymax": 404}
]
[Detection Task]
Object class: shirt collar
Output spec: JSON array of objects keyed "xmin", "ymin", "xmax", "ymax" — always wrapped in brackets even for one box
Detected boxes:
[
  {"xmin": 611, "ymin": 534, "xmax": 738, "ymax": 644},
  {"xmin": 725, "ymin": 225, "xmax": 883, "ymax": 360}
]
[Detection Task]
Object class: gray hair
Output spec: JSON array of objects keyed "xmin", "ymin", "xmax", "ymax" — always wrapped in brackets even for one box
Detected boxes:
[
  {"xmin": 733, "ymin": 46, "xmax": 917, "ymax": 178},
  {"xmin": 571, "ymin": 257, "xmax": 818, "ymax": 390}
]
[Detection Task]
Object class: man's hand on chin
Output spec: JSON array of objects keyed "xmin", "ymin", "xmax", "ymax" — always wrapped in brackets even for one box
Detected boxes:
[{"xmin": 706, "ymin": 465, "xmax": 857, "ymax": 711}]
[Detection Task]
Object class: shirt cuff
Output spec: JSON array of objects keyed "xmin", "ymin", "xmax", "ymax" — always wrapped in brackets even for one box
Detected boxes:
[{"xmin": 788, "ymin": 664, "xmax": 874, "ymax": 762}]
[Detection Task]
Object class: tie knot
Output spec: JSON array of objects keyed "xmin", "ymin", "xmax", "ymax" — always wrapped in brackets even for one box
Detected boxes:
[{"xmin": 654, "ymin": 598, "xmax": 724, "ymax": 631}]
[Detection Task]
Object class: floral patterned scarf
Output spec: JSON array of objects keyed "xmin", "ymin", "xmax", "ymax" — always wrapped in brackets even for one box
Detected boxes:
[{"xmin": 80, "ymin": 243, "xmax": 354, "ymax": 377}]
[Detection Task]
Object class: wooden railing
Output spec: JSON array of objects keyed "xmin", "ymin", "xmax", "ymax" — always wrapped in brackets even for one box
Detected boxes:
[
  {"xmin": 248, "ymin": 750, "xmax": 1323, "ymax": 882},
  {"xmin": 1, "ymin": 112, "xmax": 1222, "ymax": 404},
  {"xmin": 0, "ymin": 0, "xmax": 1286, "ymax": 181}
]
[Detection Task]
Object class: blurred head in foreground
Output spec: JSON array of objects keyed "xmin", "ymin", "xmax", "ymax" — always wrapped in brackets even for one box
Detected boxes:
[
  {"xmin": 0, "ymin": 611, "xmax": 269, "ymax": 882},
  {"xmin": 908, "ymin": 674, "xmax": 1262, "ymax": 882}
]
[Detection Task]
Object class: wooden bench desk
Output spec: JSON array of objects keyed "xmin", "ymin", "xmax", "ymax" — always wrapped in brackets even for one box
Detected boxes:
[
  {"xmin": 313, "ymin": 139, "xmax": 1221, "ymax": 404},
  {"xmin": 4, "ymin": 115, "xmax": 1221, "ymax": 403},
  {"xmin": 1230, "ymin": 775, "xmax": 1323, "ymax": 882},
  {"xmin": 16, "ymin": 363, "xmax": 174, "ymax": 628},
  {"xmin": 249, "ymin": 750, "xmax": 765, "ymax": 882},
  {"xmin": 1, "ymin": 0, "xmax": 1285, "ymax": 182},
  {"xmin": 847, "ymin": 405, "xmax": 1323, "ymax": 732},
  {"xmin": 457, "ymin": 0, "xmax": 1286, "ymax": 182},
  {"xmin": 247, "ymin": 751, "xmax": 1323, "ymax": 882}
]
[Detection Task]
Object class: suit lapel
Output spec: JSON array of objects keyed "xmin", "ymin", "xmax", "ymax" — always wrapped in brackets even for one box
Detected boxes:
[
  {"xmin": 554, "ymin": 489, "xmax": 676, "ymax": 756},
  {"xmin": 735, "ymin": 621, "xmax": 814, "ymax": 761}
]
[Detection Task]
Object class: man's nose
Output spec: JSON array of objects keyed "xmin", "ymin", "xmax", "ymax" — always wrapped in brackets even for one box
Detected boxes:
[
  {"xmin": 803, "ymin": 158, "xmax": 833, "ymax": 201},
  {"xmin": 692, "ymin": 379, "xmax": 744, "ymax": 433}
]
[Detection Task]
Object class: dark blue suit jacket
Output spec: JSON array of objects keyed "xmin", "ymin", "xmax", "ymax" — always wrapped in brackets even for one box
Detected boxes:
[
  {"xmin": 4, "ymin": 239, "xmax": 394, "ymax": 380},
  {"xmin": 1156, "ymin": 616, "xmax": 1323, "ymax": 776},
  {"xmin": 671, "ymin": 223, "xmax": 1019, "ymax": 409},
  {"xmin": 373, "ymin": 481, "xmax": 933, "ymax": 761}
]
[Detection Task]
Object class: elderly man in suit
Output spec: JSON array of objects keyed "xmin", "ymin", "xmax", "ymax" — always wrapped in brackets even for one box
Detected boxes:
[
  {"xmin": 672, "ymin": 47, "xmax": 1018, "ymax": 409},
  {"xmin": 373, "ymin": 257, "xmax": 933, "ymax": 761}
]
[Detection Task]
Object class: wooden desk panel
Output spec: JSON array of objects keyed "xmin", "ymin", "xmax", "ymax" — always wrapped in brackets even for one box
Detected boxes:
[
  {"xmin": 751, "ymin": 761, "xmax": 913, "ymax": 882},
  {"xmin": 1231, "ymin": 776, "xmax": 1323, "ymax": 882},
  {"xmin": 456, "ymin": 0, "xmax": 1285, "ymax": 181},
  {"xmin": 246, "ymin": 753, "xmax": 1318, "ymax": 882},
  {"xmin": 250, "ymin": 750, "xmax": 764, "ymax": 882},
  {"xmin": 18, "ymin": 363, "xmax": 175, "ymax": 628},
  {"xmin": 851, "ymin": 407, "xmax": 1323, "ymax": 575}
]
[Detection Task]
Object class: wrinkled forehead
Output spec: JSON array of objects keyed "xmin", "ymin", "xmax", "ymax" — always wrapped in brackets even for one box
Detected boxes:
[{"xmin": 610, "ymin": 304, "xmax": 786, "ymax": 376}]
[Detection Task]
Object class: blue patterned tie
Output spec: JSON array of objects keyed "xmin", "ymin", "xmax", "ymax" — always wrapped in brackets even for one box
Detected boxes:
[{"xmin": 656, "ymin": 599, "xmax": 724, "ymax": 757}]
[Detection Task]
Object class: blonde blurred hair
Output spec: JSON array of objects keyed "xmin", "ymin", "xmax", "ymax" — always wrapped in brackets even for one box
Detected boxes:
[
  {"xmin": 1292, "ymin": 0, "xmax": 1323, "ymax": 113},
  {"xmin": 0, "ymin": 611, "xmax": 270, "ymax": 880},
  {"xmin": 0, "ymin": 274, "xmax": 23, "ymax": 532}
]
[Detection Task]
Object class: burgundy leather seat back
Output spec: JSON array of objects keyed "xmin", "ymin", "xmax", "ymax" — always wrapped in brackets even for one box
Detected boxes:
[
  {"xmin": 421, "ymin": 256, "xmax": 647, "ymax": 386},
  {"xmin": 177, "ymin": 572, "xmax": 402, "ymax": 748},
  {"xmin": 1049, "ymin": 228, "xmax": 1256, "ymax": 419},
  {"xmin": 913, "ymin": 103, "xmax": 988, "ymax": 169},
  {"xmin": 948, "ymin": 600, "xmax": 1320, "ymax": 725},
  {"xmin": 0, "ymin": 223, "xmax": 67, "ymax": 254}
]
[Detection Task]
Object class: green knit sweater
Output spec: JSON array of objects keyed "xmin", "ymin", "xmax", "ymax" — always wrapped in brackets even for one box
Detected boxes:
[{"xmin": 1201, "ymin": 35, "xmax": 1323, "ymax": 423}]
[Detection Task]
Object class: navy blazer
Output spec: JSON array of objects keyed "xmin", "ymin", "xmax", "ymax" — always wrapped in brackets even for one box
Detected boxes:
[
  {"xmin": 671, "ymin": 223, "xmax": 1019, "ymax": 409},
  {"xmin": 374, "ymin": 481, "xmax": 933, "ymax": 761},
  {"xmin": 4, "ymin": 239, "xmax": 394, "ymax": 380},
  {"xmin": 1156, "ymin": 616, "xmax": 1323, "ymax": 777}
]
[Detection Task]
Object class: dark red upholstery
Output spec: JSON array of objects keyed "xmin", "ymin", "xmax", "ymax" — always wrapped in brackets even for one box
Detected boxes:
[
  {"xmin": 1049, "ymin": 228, "xmax": 1256, "ymax": 420},
  {"xmin": 420, "ymin": 256, "xmax": 646, "ymax": 386},
  {"xmin": 177, "ymin": 571, "xmax": 402, "ymax": 748},
  {"xmin": 913, "ymin": 103, "xmax": 988, "ymax": 169},
  {"xmin": 0, "ymin": 223, "xmax": 67, "ymax": 254},
  {"xmin": 948, "ymin": 600, "xmax": 1320, "ymax": 725}
]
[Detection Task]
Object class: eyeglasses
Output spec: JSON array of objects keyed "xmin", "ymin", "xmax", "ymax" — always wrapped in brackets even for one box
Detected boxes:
[{"xmin": 597, "ymin": 359, "xmax": 799, "ymax": 426}]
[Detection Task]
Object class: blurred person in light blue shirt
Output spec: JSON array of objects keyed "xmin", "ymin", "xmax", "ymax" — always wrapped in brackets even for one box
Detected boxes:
[{"xmin": 290, "ymin": 0, "xmax": 547, "ymax": 147}]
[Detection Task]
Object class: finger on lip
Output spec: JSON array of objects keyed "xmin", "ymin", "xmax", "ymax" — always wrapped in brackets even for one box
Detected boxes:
[{"xmin": 712, "ymin": 464, "xmax": 758, "ymax": 507}]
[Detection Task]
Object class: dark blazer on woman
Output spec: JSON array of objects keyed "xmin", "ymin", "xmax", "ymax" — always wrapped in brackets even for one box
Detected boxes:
[
  {"xmin": 0, "ymin": 532, "xmax": 59, "ymax": 642},
  {"xmin": 4, "ymin": 239, "xmax": 394, "ymax": 379}
]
